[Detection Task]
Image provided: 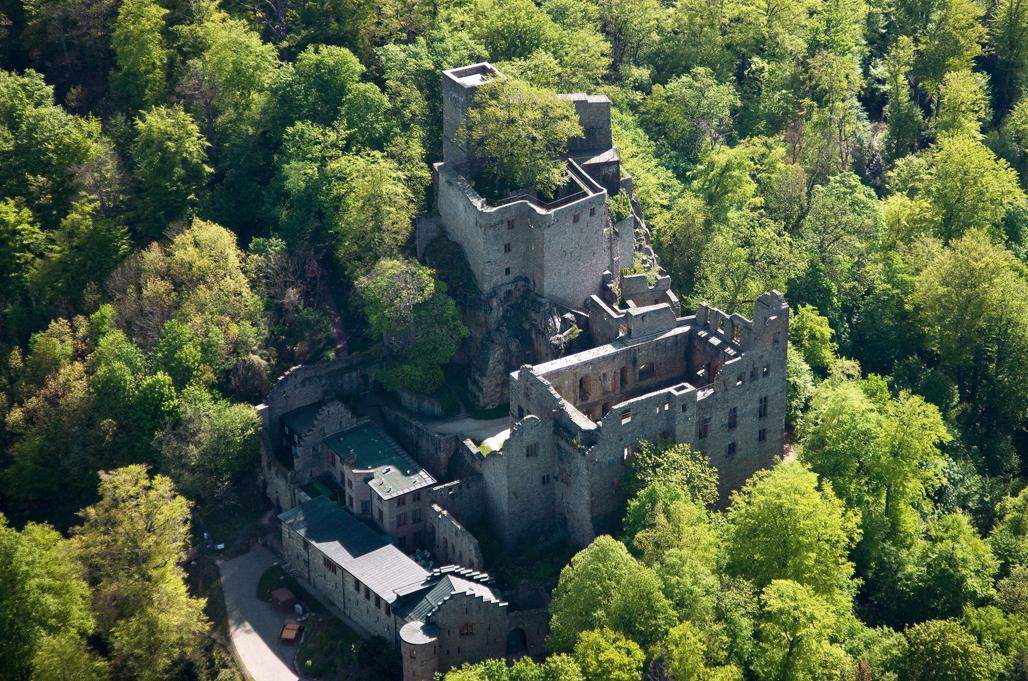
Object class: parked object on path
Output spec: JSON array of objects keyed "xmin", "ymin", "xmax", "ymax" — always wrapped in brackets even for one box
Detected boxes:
[
  {"xmin": 280, "ymin": 622, "xmax": 302, "ymax": 645},
  {"xmin": 271, "ymin": 587, "xmax": 297, "ymax": 612}
]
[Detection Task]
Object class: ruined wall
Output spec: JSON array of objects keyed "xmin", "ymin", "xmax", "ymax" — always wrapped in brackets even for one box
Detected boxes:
[
  {"xmin": 479, "ymin": 415, "xmax": 559, "ymax": 548},
  {"xmin": 428, "ymin": 504, "xmax": 485, "ymax": 570}
]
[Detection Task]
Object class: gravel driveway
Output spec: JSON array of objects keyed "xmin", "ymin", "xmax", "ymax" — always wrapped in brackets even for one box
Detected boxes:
[{"xmin": 219, "ymin": 546, "xmax": 299, "ymax": 681}]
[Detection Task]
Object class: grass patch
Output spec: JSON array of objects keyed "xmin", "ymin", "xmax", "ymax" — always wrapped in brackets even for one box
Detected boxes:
[{"xmin": 256, "ymin": 565, "xmax": 303, "ymax": 603}]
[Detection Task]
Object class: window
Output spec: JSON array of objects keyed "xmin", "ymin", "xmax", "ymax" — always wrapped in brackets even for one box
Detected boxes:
[
  {"xmin": 412, "ymin": 509, "xmax": 422, "ymax": 523},
  {"xmin": 681, "ymin": 403, "xmax": 688, "ymax": 413},
  {"xmin": 505, "ymin": 267, "xmax": 511, "ymax": 275},
  {"xmin": 364, "ymin": 585, "xmax": 371, "ymax": 600},
  {"xmin": 361, "ymin": 500, "xmax": 370, "ymax": 514},
  {"xmin": 504, "ymin": 242, "xmax": 512, "ymax": 253},
  {"xmin": 639, "ymin": 362, "xmax": 655, "ymax": 380},
  {"xmin": 517, "ymin": 406, "xmax": 525, "ymax": 419},
  {"xmin": 507, "ymin": 219, "xmax": 514, "ymax": 230},
  {"xmin": 541, "ymin": 474, "xmax": 550, "ymax": 485},
  {"xmin": 526, "ymin": 443, "xmax": 539, "ymax": 458},
  {"xmin": 763, "ymin": 365, "xmax": 770, "ymax": 377},
  {"xmin": 323, "ymin": 557, "xmax": 337, "ymax": 574},
  {"xmin": 397, "ymin": 512, "xmax": 407, "ymax": 527},
  {"xmin": 385, "ymin": 603, "xmax": 391, "ymax": 616},
  {"xmin": 728, "ymin": 407, "xmax": 737, "ymax": 430},
  {"xmin": 698, "ymin": 417, "xmax": 711, "ymax": 439},
  {"xmin": 619, "ymin": 366, "xmax": 628, "ymax": 387},
  {"xmin": 573, "ymin": 213, "xmax": 580, "ymax": 223},
  {"xmin": 397, "ymin": 495, "xmax": 406, "ymax": 507},
  {"xmin": 750, "ymin": 368, "xmax": 756, "ymax": 381},
  {"xmin": 376, "ymin": 509, "xmax": 383, "ymax": 524},
  {"xmin": 375, "ymin": 595, "xmax": 381, "ymax": 608},
  {"xmin": 621, "ymin": 411, "xmax": 632, "ymax": 425},
  {"xmin": 590, "ymin": 206, "xmax": 596, "ymax": 216},
  {"xmin": 412, "ymin": 491, "xmax": 421, "ymax": 502},
  {"xmin": 460, "ymin": 623, "xmax": 475, "ymax": 637},
  {"xmin": 758, "ymin": 428, "xmax": 767, "ymax": 442},
  {"xmin": 354, "ymin": 578, "xmax": 360, "ymax": 592},
  {"xmin": 759, "ymin": 396, "xmax": 769, "ymax": 418},
  {"xmin": 726, "ymin": 442, "xmax": 737, "ymax": 457},
  {"xmin": 736, "ymin": 374, "xmax": 744, "ymax": 386},
  {"xmin": 347, "ymin": 478, "xmax": 353, "ymax": 489}
]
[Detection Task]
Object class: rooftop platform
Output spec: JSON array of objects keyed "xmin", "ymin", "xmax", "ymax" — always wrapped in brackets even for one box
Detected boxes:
[{"xmin": 324, "ymin": 423, "xmax": 436, "ymax": 500}]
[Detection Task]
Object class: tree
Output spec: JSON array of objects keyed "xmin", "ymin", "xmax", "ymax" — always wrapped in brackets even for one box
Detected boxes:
[
  {"xmin": 912, "ymin": 0, "xmax": 987, "ymax": 95},
  {"xmin": 640, "ymin": 68, "xmax": 739, "ymax": 171},
  {"xmin": 156, "ymin": 385, "xmax": 258, "ymax": 509},
  {"xmin": 30, "ymin": 634, "xmax": 108, "ymax": 681},
  {"xmin": 572, "ymin": 629, "xmax": 645, "ymax": 681},
  {"xmin": 910, "ymin": 230, "xmax": 1028, "ymax": 473},
  {"xmin": 444, "ymin": 654, "xmax": 584, "ymax": 680},
  {"xmin": 786, "ymin": 343, "xmax": 816, "ymax": 428},
  {"xmin": 989, "ymin": 488, "xmax": 1028, "ymax": 575},
  {"xmin": 990, "ymin": 0, "xmax": 1028, "ymax": 113},
  {"xmin": 656, "ymin": 620, "xmax": 743, "ymax": 681},
  {"xmin": 72, "ymin": 466, "xmax": 207, "ymax": 680},
  {"xmin": 752, "ymin": 580, "xmax": 852, "ymax": 681},
  {"xmin": 903, "ymin": 619, "xmax": 991, "ymax": 681},
  {"xmin": 458, "ymin": 77, "xmax": 582, "ymax": 197},
  {"xmin": 724, "ymin": 462, "xmax": 861, "ymax": 605},
  {"xmin": 0, "ymin": 516, "xmax": 94, "ymax": 680},
  {"xmin": 934, "ymin": 70, "xmax": 988, "ymax": 138},
  {"xmin": 0, "ymin": 69, "xmax": 102, "ymax": 228},
  {"xmin": 915, "ymin": 514, "xmax": 999, "ymax": 619},
  {"xmin": 788, "ymin": 305, "xmax": 838, "ymax": 374},
  {"xmin": 882, "ymin": 37, "xmax": 924, "ymax": 159},
  {"xmin": 0, "ymin": 199, "xmax": 45, "ymax": 332},
  {"xmin": 549, "ymin": 536, "xmax": 677, "ymax": 650},
  {"xmin": 624, "ymin": 440, "xmax": 719, "ymax": 505},
  {"xmin": 356, "ymin": 258, "xmax": 468, "ymax": 393},
  {"xmin": 799, "ymin": 378, "xmax": 950, "ymax": 552},
  {"xmin": 110, "ymin": 0, "xmax": 168, "ymax": 109},
  {"xmin": 924, "ymin": 135, "xmax": 1024, "ymax": 241},
  {"xmin": 129, "ymin": 106, "xmax": 211, "ymax": 240},
  {"xmin": 652, "ymin": 192, "xmax": 709, "ymax": 293},
  {"xmin": 799, "ymin": 172, "xmax": 883, "ymax": 280}
]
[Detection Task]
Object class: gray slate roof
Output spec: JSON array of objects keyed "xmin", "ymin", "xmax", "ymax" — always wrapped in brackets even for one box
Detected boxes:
[
  {"xmin": 394, "ymin": 571, "xmax": 506, "ymax": 622},
  {"xmin": 279, "ymin": 497, "xmax": 429, "ymax": 603}
]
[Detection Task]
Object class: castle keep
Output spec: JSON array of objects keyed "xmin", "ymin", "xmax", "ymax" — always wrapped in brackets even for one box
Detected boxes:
[{"xmin": 258, "ymin": 63, "xmax": 789, "ymax": 681}]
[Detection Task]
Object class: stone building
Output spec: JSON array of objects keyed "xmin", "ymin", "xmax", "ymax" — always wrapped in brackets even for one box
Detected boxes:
[
  {"xmin": 257, "ymin": 61, "xmax": 791, "ymax": 681},
  {"xmin": 280, "ymin": 497, "xmax": 546, "ymax": 681},
  {"xmin": 471, "ymin": 291, "xmax": 790, "ymax": 549},
  {"xmin": 418, "ymin": 62, "xmax": 647, "ymax": 407}
]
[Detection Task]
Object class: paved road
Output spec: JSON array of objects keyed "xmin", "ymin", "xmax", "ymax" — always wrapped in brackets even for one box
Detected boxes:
[{"xmin": 219, "ymin": 547, "xmax": 299, "ymax": 681}]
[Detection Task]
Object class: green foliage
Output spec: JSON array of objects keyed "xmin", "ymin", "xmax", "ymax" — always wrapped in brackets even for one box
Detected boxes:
[
  {"xmin": 72, "ymin": 466, "xmax": 207, "ymax": 680},
  {"xmin": 458, "ymin": 77, "xmax": 582, "ymax": 197},
  {"xmin": 129, "ymin": 106, "xmax": 211, "ymax": 240},
  {"xmin": 356, "ymin": 258, "xmax": 467, "ymax": 393},
  {"xmin": 752, "ymin": 580, "xmax": 852, "ymax": 681},
  {"xmin": 444, "ymin": 654, "xmax": 583, "ymax": 680},
  {"xmin": 0, "ymin": 516, "xmax": 94, "ymax": 680},
  {"xmin": 903, "ymin": 619, "xmax": 991, "ymax": 681},
  {"xmin": 110, "ymin": 0, "xmax": 168, "ymax": 109},
  {"xmin": 624, "ymin": 440, "xmax": 719, "ymax": 505},
  {"xmin": 788, "ymin": 305, "xmax": 838, "ymax": 374},
  {"xmin": 989, "ymin": 488, "xmax": 1028, "ymax": 575},
  {"xmin": 724, "ymin": 462, "xmax": 861, "ymax": 605},
  {"xmin": 572, "ymin": 628, "xmax": 644, "ymax": 681},
  {"xmin": 549, "ymin": 535, "xmax": 677, "ymax": 651}
]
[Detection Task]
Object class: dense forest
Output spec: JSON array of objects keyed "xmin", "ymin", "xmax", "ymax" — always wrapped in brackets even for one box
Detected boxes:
[{"xmin": 0, "ymin": 0, "xmax": 1026, "ymax": 679}]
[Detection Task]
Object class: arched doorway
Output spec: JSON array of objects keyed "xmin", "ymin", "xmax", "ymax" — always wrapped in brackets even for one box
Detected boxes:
[{"xmin": 506, "ymin": 628, "xmax": 527, "ymax": 656}]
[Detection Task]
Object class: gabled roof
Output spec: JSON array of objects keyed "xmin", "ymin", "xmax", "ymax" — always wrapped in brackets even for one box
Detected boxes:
[
  {"xmin": 393, "ymin": 570, "xmax": 506, "ymax": 622},
  {"xmin": 278, "ymin": 497, "xmax": 429, "ymax": 603}
]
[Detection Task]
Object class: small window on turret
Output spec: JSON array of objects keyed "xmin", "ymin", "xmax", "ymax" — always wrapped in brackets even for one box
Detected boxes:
[
  {"xmin": 573, "ymin": 213, "xmax": 580, "ymax": 223},
  {"xmin": 504, "ymin": 242, "xmax": 512, "ymax": 253},
  {"xmin": 507, "ymin": 219, "xmax": 514, "ymax": 230}
]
